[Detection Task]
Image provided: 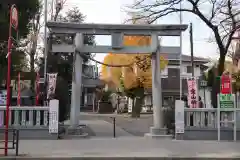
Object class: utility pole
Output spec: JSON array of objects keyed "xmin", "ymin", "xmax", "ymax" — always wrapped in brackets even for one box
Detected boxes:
[
  {"xmin": 179, "ymin": 1, "xmax": 183, "ymax": 99},
  {"xmin": 190, "ymin": 23, "xmax": 194, "ymax": 77},
  {"xmin": 43, "ymin": 0, "xmax": 48, "ymax": 82}
]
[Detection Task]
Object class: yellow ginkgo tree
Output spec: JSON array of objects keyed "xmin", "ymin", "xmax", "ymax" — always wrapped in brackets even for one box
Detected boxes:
[
  {"xmin": 100, "ymin": 34, "xmax": 168, "ymax": 117},
  {"xmin": 100, "ymin": 11, "xmax": 169, "ymax": 117}
]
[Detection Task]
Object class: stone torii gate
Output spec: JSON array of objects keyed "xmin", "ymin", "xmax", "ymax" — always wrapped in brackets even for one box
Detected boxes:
[{"xmin": 46, "ymin": 21, "xmax": 187, "ymax": 138}]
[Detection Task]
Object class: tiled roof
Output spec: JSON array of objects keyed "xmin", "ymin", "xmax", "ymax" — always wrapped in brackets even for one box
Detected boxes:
[{"xmin": 166, "ymin": 54, "xmax": 208, "ymax": 62}]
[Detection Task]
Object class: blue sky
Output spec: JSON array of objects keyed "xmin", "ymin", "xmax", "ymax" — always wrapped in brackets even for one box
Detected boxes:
[{"xmin": 57, "ymin": 0, "xmax": 220, "ymax": 64}]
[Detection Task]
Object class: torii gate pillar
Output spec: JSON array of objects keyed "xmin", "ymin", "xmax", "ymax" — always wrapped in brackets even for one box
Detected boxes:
[
  {"xmin": 145, "ymin": 37, "xmax": 168, "ymax": 138},
  {"xmin": 46, "ymin": 21, "xmax": 187, "ymax": 137},
  {"xmin": 70, "ymin": 33, "xmax": 83, "ymax": 127}
]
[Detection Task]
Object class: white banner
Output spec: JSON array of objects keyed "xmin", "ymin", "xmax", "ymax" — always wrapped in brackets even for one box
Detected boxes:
[
  {"xmin": 0, "ymin": 90, "xmax": 7, "ymax": 105},
  {"xmin": 187, "ymin": 77, "xmax": 198, "ymax": 108},
  {"xmin": 47, "ymin": 73, "xmax": 58, "ymax": 99},
  {"xmin": 49, "ymin": 99, "xmax": 59, "ymax": 134},
  {"xmin": 175, "ymin": 100, "xmax": 185, "ymax": 134}
]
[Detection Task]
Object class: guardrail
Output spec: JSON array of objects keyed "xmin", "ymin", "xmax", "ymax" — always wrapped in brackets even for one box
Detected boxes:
[{"xmin": 0, "ymin": 106, "xmax": 49, "ymax": 128}]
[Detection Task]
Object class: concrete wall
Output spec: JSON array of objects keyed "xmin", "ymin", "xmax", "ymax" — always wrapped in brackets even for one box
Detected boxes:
[
  {"xmin": 0, "ymin": 128, "xmax": 57, "ymax": 140},
  {"xmin": 176, "ymin": 128, "xmax": 240, "ymax": 140}
]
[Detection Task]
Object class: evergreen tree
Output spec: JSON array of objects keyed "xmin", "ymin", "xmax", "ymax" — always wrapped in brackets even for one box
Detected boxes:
[
  {"xmin": 39, "ymin": 7, "xmax": 95, "ymax": 122},
  {"xmin": 0, "ymin": 0, "xmax": 40, "ymax": 84}
]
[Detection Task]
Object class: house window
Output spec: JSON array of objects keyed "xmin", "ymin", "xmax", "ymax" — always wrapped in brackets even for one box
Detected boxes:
[
  {"xmin": 168, "ymin": 68, "xmax": 179, "ymax": 78},
  {"xmin": 186, "ymin": 66, "xmax": 192, "ymax": 73}
]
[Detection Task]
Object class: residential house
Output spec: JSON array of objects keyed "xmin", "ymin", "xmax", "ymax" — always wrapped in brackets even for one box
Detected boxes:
[
  {"xmin": 3, "ymin": 65, "xmax": 104, "ymax": 108},
  {"xmin": 80, "ymin": 64, "xmax": 104, "ymax": 110},
  {"xmin": 144, "ymin": 54, "xmax": 209, "ymax": 109}
]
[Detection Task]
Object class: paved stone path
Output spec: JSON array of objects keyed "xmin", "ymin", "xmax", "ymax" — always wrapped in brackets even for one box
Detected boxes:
[
  {"xmin": 79, "ymin": 112, "xmax": 153, "ymax": 136},
  {"xmin": 64, "ymin": 119, "xmax": 133, "ymax": 137},
  {"xmin": 4, "ymin": 137, "xmax": 240, "ymax": 158},
  {"xmin": 79, "ymin": 120, "xmax": 133, "ymax": 137}
]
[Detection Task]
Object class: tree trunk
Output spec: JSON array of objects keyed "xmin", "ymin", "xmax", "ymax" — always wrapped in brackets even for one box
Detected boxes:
[
  {"xmin": 211, "ymin": 50, "xmax": 226, "ymax": 108},
  {"xmin": 131, "ymin": 98, "xmax": 137, "ymax": 117},
  {"xmin": 30, "ymin": 51, "xmax": 35, "ymax": 92},
  {"xmin": 218, "ymin": 50, "xmax": 226, "ymax": 76},
  {"xmin": 131, "ymin": 88, "xmax": 144, "ymax": 118},
  {"xmin": 134, "ymin": 97, "xmax": 142, "ymax": 118}
]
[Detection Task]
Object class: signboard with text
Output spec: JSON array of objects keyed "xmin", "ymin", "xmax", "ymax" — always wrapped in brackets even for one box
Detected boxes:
[
  {"xmin": 220, "ymin": 75, "xmax": 232, "ymax": 94},
  {"xmin": 49, "ymin": 99, "xmax": 59, "ymax": 134},
  {"xmin": 217, "ymin": 93, "xmax": 236, "ymax": 141},
  {"xmin": 219, "ymin": 94, "xmax": 234, "ymax": 108},
  {"xmin": 175, "ymin": 100, "xmax": 185, "ymax": 134}
]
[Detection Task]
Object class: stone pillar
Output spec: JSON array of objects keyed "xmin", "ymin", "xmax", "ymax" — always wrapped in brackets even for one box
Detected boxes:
[
  {"xmin": 70, "ymin": 33, "xmax": 83, "ymax": 128},
  {"xmin": 145, "ymin": 37, "xmax": 171, "ymax": 138}
]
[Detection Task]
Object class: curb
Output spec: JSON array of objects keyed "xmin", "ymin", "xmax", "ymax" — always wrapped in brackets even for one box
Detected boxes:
[{"xmin": 2, "ymin": 156, "xmax": 240, "ymax": 159}]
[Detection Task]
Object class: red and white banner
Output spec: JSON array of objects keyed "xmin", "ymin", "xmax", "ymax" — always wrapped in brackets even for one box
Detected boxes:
[
  {"xmin": 47, "ymin": 73, "xmax": 58, "ymax": 99},
  {"xmin": 187, "ymin": 77, "xmax": 198, "ymax": 108}
]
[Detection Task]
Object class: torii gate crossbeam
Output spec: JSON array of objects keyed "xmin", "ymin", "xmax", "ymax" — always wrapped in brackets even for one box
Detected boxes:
[{"xmin": 46, "ymin": 21, "xmax": 187, "ymax": 138}]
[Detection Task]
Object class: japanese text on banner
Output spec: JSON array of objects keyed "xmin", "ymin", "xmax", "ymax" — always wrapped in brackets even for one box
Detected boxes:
[
  {"xmin": 47, "ymin": 73, "xmax": 58, "ymax": 99},
  {"xmin": 187, "ymin": 77, "xmax": 198, "ymax": 108}
]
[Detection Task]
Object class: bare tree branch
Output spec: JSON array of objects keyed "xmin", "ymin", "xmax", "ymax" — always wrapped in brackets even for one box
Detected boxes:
[
  {"xmin": 225, "ymin": 0, "xmax": 238, "ymax": 51},
  {"xmin": 127, "ymin": 0, "xmax": 240, "ymax": 74}
]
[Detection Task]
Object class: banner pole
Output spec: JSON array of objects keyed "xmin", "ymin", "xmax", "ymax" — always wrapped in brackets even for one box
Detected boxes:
[{"xmin": 17, "ymin": 72, "xmax": 20, "ymax": 106}]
